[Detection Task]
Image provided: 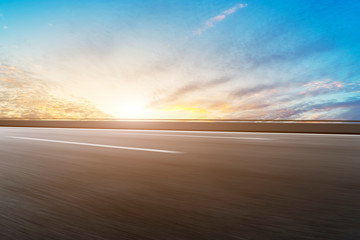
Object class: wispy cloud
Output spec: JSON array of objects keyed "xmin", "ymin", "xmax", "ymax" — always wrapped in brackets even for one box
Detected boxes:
[
  {"xmin": 193, "ymin": 3, "xmax": 247, "ymax": 35},
  {"xmin": 3, "ymin": 25, "xmax": 8, "ymax": 30},
  {"xmin": 231, "ymin": 83, "xmax": 285, "ymax": 99},
  {"xmin": 150, "ymin": 76, "xmax": 232, "ymax": 106}
]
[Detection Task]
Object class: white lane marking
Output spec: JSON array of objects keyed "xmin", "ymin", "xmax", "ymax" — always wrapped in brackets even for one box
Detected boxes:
[
  {"xmin": 7, "ymin": 127, "xmax": 360, "ymax": 138},
  {"xmin": 9, "ymin": 136, "xmax": 182, "ymax": 154},
  {"xmin": 5, "ymin": 128, "xmax": 269, "ymax": 140}
]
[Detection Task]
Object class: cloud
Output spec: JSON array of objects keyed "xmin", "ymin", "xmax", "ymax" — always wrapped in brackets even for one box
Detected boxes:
[
  {"xmin": 200, "ymin": 78, "xmax": 360, "ymax": 120},
  {"xmin": 259, "ymin": 98, "xmax": 360, "ymax": 120},
  {"xmin": 340, "ymin": 103, "xmax": 360, "ymax": 119},
  {"xmin": 0, "ymin": 65, "xmax": 112, "ymax": 119},
  {"xmin": 299, "ymin": 79, "xmax": 343, "ymax": 96},
  {"xmin": 193, "ymin": 3, "xmax": 248, "ymax": 35},
  {"xmin": 296, "ymin": 80, "xmax": 360, "ymax": 98},
  {"xmin": 244, "ymin": 41, "xmax": 335, "ymax": 71},
  {"xmin": 304, "ymin": 79, "xmax": 343, "ymax": 90},
  {"xmin": 3, "ymin": 25, "xmax": 8, "ymax": 30},
  {"xmin": 231, "ymin": 83, "xmax": 284, "ymax": 99},
  {"xmin": 148, "ymin": 73, "xmax": 360, "ymax": 120},
  {"xmin": 150, "ymin": 76, "xmax": 232, "ymax": 106}
]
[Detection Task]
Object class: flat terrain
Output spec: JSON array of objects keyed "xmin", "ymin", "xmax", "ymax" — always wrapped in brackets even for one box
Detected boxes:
[{"xmin": 0, "ymin": 127, "xmax": 360, "ymax": 239}]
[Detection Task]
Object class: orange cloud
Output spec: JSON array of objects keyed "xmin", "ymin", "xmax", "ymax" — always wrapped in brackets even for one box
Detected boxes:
[{"xmin": 0, "ymin": 65, "xmax": 112, "ymax": 119}]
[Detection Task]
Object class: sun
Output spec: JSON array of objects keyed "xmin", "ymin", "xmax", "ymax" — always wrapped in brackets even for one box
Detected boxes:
[
  {"xmin": 112, "ymin": 98, "xmax": 148, "ymax": 118},
  {"xmin": 121, "ymin": 101, "xmax": 145, "ymax": 117}
]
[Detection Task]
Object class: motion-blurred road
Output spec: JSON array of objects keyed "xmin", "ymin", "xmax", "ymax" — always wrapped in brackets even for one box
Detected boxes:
[{"xmin": 1, "ymin": 127, "xmax": 360, "ymax": 240}]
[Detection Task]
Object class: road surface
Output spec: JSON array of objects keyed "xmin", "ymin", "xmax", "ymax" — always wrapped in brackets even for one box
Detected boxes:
[{"xmin": 0, "ymin": 127, "xmax": 360, "ymax": 240}]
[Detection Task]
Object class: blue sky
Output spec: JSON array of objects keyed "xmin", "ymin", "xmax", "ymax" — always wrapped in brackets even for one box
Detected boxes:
[{"xmin": 1, "ymin": 0, "xmax": 360, "ymax": 119}]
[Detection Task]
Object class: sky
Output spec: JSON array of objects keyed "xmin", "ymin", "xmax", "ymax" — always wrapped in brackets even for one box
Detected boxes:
[{"xmin": 1, "ymin": 0, "xmax": 360, "ymax": 119}]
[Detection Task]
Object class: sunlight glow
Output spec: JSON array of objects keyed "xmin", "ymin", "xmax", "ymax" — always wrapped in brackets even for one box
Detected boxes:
[{"xmin": 111, "ymin": 98, "xmax": 148, "ymax": 118}]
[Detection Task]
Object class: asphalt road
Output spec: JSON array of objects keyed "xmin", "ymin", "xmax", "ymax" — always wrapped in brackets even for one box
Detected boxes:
[{"xmin": 0, "ymin": 127, "xmax": 360, "ymax": 240}]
